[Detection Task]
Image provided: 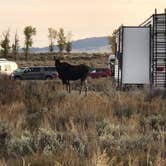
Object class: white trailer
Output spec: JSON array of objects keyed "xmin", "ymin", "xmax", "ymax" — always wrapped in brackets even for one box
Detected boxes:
[
  {"xmin": 115, "ymin": 26, "xmax": 150, "ymax": 87},
  {"xmin": 0, "ymin": 59, "xmax": 18, "ymax": 75},
  {"xmin": 115, "ymin": 9, "xmax": 166, "ymax": 89}
]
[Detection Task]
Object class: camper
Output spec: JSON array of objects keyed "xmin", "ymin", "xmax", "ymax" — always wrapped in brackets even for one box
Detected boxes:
[{"xmin": 0, "ymin": 59, "xmax": 18, "ymax": 75}]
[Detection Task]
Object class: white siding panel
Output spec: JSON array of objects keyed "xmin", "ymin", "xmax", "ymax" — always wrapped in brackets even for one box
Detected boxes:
[{"xmin": 122, "ymin": 27, "xmax": 150, "ymax": 84}]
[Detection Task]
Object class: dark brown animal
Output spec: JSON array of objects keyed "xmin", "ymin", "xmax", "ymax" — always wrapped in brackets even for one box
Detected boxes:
[{"xmin": 55, "ymin": 58, "xmax": 90, "ymax": 95}]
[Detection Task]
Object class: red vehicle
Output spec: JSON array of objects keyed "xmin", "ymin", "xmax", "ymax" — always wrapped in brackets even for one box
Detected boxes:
[
  {"xmin": 88, "ymin": 68, "xmax": 112, "ymax": 79},
  {"xmin": 157, "ymin": 66, "xmax": 165, "ymax": 72}
]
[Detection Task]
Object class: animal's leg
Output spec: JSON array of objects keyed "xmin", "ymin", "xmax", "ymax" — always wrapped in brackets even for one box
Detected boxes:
[
  {"xmin": 65, "ymin": 83, "xmax": 68, "ymax": 92},
  {"xmin": 80, "ymin": 75, "xmax": 88, "ymax": 95},
  {"xmin": 79, "ymin": 80, "xmax": 83, "ymax": 94},
  {"xmin": 62, "ymin": 80, "xmax": 67, "ymax": 92},
  {"xmin": 61, "ymin": 80, "xmax": 65, "ymax": 91},
  {"xmin": 68, "ymin": 81, "xmax": 71, "ymax": 93},
  {"xmin": 65, "ymin": 80, "xmax": 70, "ymax": 93},
  {"xmin": 63, "ymin": 84, "xmax": 66, "ymax": 91},
  {"xmin": 84, "ymin": 80, "xmax": 88, "ymax": 96}
]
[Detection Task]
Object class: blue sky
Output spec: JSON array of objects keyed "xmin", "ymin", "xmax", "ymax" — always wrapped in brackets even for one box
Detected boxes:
[{"xmin": 0, "ymin": 0, "xmax": 165, "ymax": 47}]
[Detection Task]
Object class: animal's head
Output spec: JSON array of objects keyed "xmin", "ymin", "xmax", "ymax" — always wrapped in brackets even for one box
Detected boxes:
[
  {"xmin": 55, "ymin": 59, "xmax": 60, "ymax": 65},
  {"xmin": 54, "ymin": 56, "xmax": 61, "ymax": 66}
]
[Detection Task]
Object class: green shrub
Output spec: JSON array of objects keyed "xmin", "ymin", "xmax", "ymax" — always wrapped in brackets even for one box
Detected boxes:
[
  {"xmin": 101, "ymin": 133, "xmax": 153, "ymax": 161},
  {"xmin": 140, "ymin": 114, "xmax": 165, "ymax": 131},
  {"xmin": 8, "ymin": 133, "xmax": 36, "ymax": 157},
  {"xmin": 117, "ymin": 135, "xmax": 152, "ymax": 154},
  {"xmin": 37, "ymin": 128, "xmax": 64, "ymax": 154},
  {"xmin": 96, "ymin": 119, "xmax": 127, "ymax": 139},
  {"xmin": 73, "ymin": 137, "xmax": 86, "ymax": 156}
]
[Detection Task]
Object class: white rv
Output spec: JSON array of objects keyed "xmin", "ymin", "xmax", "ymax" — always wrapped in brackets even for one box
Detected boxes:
[{"xmin": 0, "ymin": 59, "xmax": 18, "ymax": 75}]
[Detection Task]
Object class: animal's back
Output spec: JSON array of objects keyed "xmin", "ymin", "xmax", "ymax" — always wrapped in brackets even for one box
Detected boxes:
[
  {"xmin": 55, "ymin": 59, "xmax": 90, "ymax": 81},
  {"xmin": 65, "ymin": 64, "xmax": 89, "ymax": 80}
]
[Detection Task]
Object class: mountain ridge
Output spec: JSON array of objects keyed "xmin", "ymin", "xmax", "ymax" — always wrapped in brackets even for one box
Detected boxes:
[{"xmin": 29, "ymin": 36, "xmax": 111, "ymax": 53}]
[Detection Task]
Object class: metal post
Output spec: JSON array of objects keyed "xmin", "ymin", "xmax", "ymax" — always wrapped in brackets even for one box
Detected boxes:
[
  {"xmin": 121, "ymin": 27, "xmax": 124, "ymax": 89},
  {"xmin": 155, "ymin": 8, "xmax": 157, "ymax": 15},
  {"xmin": 117, "ymin": 30, "xmax": 120, "ymax": 88},
  {"xmin": 164, "ymin": 9, "xmax": 166, "ymax": 90},
  {"xmin": 154, "ymin": 9, "xmax": 157, "ymax": 87},
  {"xmin": 149, "ymin": 25, "xmax": 152, "ymax": 92},
  {"xmin": 152, "ymin": 15, "xmax": 154, "ymax": 87}
]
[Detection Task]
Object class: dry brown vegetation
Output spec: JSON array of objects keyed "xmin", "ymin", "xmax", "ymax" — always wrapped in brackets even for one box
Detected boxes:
[
  {"xmin": 7, "ymin": 52, "xmax": 108, "ymax": 68},
  {"xmin": 0, "ymin": 53, "xmax": 166, "ymax": 165}
]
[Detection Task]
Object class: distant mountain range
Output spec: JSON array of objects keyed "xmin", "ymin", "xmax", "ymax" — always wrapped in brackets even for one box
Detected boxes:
[{"xmin": 29, "ymin": 36, "xmax": 111, "ymax": 53}]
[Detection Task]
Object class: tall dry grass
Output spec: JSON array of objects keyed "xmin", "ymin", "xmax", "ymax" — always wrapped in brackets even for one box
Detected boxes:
[{"xmin": 0, "ymin": 75, "xmax": 166, "ymax": 165}]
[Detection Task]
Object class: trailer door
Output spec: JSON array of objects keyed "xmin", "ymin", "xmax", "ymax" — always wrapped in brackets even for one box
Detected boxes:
[{"xmin": 122, "ymin": 27, "xmax": 150, "ymax": 84}]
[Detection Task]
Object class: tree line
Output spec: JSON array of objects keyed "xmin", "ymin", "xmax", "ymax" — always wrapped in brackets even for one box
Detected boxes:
[{"xmin": 0, "ymin": 26, "xmax": 72, "ymax": 59}]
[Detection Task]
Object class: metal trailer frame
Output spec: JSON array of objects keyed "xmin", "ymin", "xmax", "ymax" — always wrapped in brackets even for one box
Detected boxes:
[
  {"xmin": 115, "ymin": 9, "xmax": 166, "ymax": 89},
  {"xmin": 115, "ymin": 26, "xmax": 151, "ymax": 88}
]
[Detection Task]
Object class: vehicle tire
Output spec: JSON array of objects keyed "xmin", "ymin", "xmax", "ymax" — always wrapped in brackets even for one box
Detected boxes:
[
  {"xmin": 14, "ymin": 76, "xmax": 22, "ymax": 80},
  {"xmin": 46, "ymin": 76, "xmax": 53, "ymax": 80}
]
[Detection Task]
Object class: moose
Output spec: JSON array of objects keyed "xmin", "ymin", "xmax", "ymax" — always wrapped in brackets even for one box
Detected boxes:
[{"xmin": 54, "ymin": 57, "xmax": 90, "ymax": 95}]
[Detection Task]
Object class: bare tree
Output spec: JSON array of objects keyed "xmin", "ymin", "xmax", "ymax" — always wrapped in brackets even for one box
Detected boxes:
[
  {"xmin": 65, "ymin": 32, "xmax": 72, "ymax": 54},
  {"xmin": 108, "ymin": 30, "xmax": 116, "ymax": 55},
  {"xmin": 48, "ymin": 28, "xmax": 57, "ymax": 53},
  {"xmin": 23, "ymin": 26, "xmax": 36, "ymax": 60},
  {"xmin": 57, "ymin": 28, "xmax": 66, "ymax": 55},
  {"xmin": 0, "ymin": 29, "xmax": 10, "ymax": 57}
]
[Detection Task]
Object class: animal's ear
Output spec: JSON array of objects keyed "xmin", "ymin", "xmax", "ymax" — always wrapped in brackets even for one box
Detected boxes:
[
  {"xmin": 54, "ymin": 55, "xmax": 61, "ymax": 60},
  {"xmin": 55, "ymin": 59, "xmax": 61, "ymax": 65},
  {"xmin": 54, "ymin": 55, "xmax": 60, "ymax": 61}
]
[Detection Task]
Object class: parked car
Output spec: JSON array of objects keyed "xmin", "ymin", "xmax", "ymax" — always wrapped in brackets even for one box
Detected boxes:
[
  {"xmin": 0, "ymin": 58, "xmax": 18, "ymax": 75},
  {"xmin": 157, "ymin": 66, "xmax": 165, "ymax": 72},
  {"xmin": 11, "ymin": 66, "xmax": 58, "ymax": 80},
  {"xmin": 88, "ymin": 68, "xmax": 112, "ymax": 79}
]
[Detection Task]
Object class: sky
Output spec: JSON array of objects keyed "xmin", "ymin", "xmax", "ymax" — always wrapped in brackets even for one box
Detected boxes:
[{"xmin": 0, "ymin": 0, "xmax": 165, "ymax": 47}]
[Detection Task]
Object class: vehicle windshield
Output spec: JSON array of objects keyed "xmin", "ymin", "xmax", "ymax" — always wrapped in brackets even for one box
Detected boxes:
[{"xmin": 14, "ymin": 67, "xmax": 26, "ymax": 73}]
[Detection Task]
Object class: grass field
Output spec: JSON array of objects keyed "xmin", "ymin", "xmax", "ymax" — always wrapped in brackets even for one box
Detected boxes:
[
  {"xmin": 8, "ymin": 52, "xmax": 109, "ymax": 68},
  {"xmin": 0, "ymin": 53, "xmax": 166, "ymax": 166}
]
